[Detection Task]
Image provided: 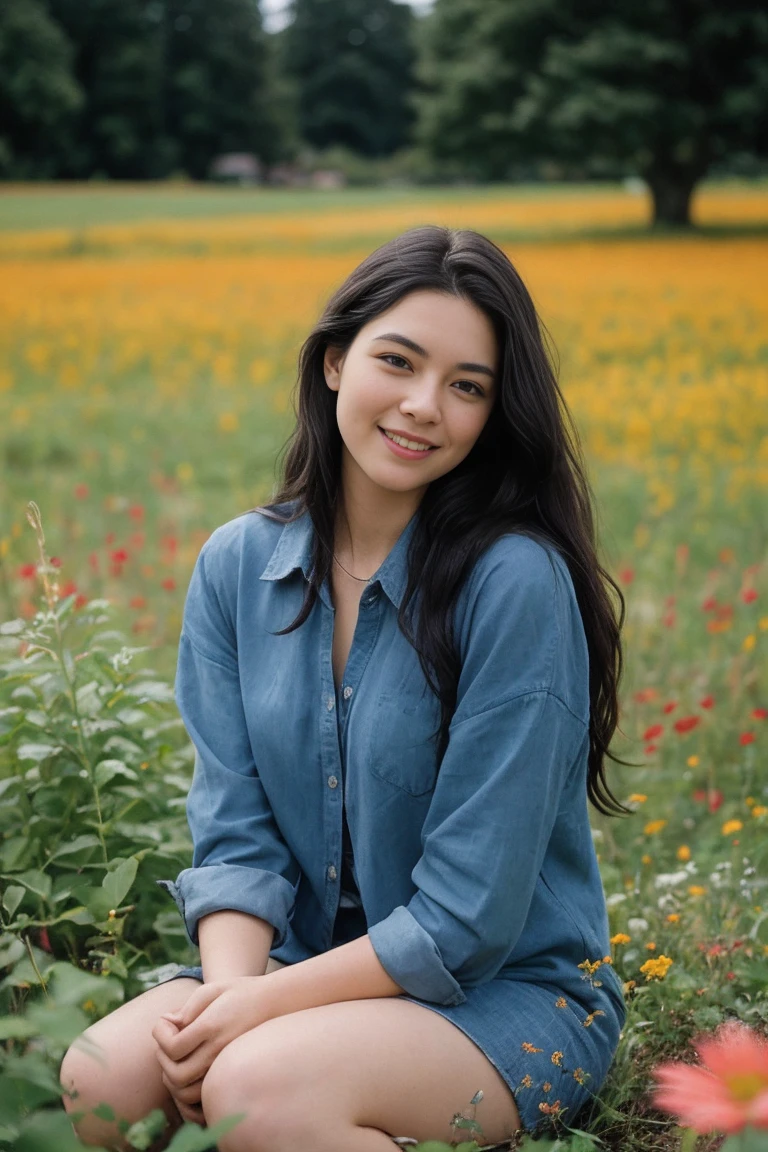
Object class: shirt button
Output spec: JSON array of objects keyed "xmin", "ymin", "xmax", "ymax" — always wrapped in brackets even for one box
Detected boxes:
[
  {"xmin": 328, "ymin": 775, "xmax": 338, "ymax": 788},
  {"xmin": 327, "ymin": 865, "xmax": 337, "ymax": 881},
  {"xmin": 343, "ymin": 686, "xmax": 353, "ymax": 699},
  {"xmin": 326, "ymin": 695, "xmax": 335, "ymax": 711}
]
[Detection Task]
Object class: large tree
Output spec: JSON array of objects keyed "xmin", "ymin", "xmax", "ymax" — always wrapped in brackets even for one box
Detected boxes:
[
  {"xmin": 280, "ymin": 0, "xmax": 416, "ymax": 157},
  {"xmin": 164, "ymin": 0, "xmax": 280, "ymax": 178},
  {"xmin": 0, "ymin": 0, "xmax": 83, "ymax": 178},
  {"xmin": 416, "ymin": 0, "xmax": 768, "ymax": 226}
]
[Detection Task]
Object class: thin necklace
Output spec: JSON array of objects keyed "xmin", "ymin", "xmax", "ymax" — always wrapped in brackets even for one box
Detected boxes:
[{"xmin": 333, "ymin": 554, "xmax": 374, "ymax": 583}]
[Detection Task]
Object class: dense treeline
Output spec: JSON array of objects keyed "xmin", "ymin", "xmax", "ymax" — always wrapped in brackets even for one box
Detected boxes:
[{"xmin": 0, "ymin": 0, "xmax": 766, "ymax": 223}]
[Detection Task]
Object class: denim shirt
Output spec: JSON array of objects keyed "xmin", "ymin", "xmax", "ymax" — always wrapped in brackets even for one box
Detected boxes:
[{"xmin": 157, "ymin": 499, "xmax": 625, "ymax": 1017}]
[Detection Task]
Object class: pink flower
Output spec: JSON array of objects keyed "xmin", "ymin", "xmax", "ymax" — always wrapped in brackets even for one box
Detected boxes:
[{"xmin": 651, "ymin": 1019, "xmax": 768, "ymax": 1135}]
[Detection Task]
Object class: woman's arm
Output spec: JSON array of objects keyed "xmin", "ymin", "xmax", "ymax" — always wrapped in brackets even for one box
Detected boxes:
[
  {"xmin": 198, "ymin": 910, "xmax": 275, "ymax": 981},
  {"xmin": 156, "ymin": 523, "xmax": 302, "ymax": 972}
]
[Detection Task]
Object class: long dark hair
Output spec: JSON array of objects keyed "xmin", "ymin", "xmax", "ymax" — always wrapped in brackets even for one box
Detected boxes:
[{"xmin": 254, "ymin": 225, "xmax": 632, "ymax": 817}]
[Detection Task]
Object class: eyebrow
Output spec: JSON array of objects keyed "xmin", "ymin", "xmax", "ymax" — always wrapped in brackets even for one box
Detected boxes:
[{"xmin": 370, "ymin": 332, "xmax": 496, "ymax": 379}]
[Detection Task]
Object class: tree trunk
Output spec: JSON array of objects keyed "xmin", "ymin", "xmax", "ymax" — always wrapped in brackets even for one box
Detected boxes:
[{"xmin": 645, "ymin": 167, "xmax": 701, "ymax": 228}]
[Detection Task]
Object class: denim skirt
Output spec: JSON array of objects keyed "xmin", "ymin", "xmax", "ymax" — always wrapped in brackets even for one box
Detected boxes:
[{"xmin": 157, "ymin": 962, "xmax": 623, "ymax": 1139}]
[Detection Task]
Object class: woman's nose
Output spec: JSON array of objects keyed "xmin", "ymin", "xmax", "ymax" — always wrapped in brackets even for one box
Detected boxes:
[{"xmin": 399, "ymin": 375, "xmax": 443, "ymax": 423}]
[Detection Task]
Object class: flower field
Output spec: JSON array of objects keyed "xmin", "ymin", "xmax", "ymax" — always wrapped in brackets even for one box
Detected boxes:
[{"xmin": 0, "ymin": 181, "xmax": 766, "ymax": 1151}]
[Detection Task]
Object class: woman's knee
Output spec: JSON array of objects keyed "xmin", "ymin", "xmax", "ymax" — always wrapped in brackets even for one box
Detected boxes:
[{"xmin": 59, "ymin": 977, "xmax": 200, "ymax": 1147}]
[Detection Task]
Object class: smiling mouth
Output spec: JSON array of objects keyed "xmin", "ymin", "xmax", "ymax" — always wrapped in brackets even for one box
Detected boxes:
[{"xmin": 378, "ymin": 427, "xmax": 438, "ymax": 451}]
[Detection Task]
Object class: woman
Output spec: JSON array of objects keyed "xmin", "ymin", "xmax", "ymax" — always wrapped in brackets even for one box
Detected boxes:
[{"xmin": 61, "ymin": 225, "xmax": 630, "ymax": 1151}]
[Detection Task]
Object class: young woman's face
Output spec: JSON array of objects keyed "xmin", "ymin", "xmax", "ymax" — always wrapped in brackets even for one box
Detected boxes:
[{"xmin": 324, "ymin": 289, "xmax": 498, "ymax": 502}]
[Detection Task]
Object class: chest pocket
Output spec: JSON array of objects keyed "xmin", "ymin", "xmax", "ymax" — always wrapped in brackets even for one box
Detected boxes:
[{"xmin": 366, "ymin": 659, "xmax": 442, "ymax": 797}]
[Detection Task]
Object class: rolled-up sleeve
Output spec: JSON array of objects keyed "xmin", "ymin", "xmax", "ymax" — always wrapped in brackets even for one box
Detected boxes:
[
  {"xmin": 156, "ymin": 532, "xmax": 301, "ymax": 948},
  {"xmin": 367, "ymin": 538, "xmax": 590, "ymax": 1005}
]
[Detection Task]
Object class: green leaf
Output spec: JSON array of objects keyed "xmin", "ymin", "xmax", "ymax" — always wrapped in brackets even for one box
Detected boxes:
[
  {"xmin": 47, "ymin": 960, "xmax": 124, "ymax": 1013},
  {"xmin": 102, "ymin": 857, "xmax": 138, "ymax": 909},
  {"xmin": 123, "ymin": 1108, "xmax": 168, "ymax": 1150},
  {"xmin": 50, "ymin": 835, "xmax": 102, "ymax": 862},
  {"xmin": 16, "ymin": 743, "xmax": 62, "ymax": 764},
  {"xmin": 25, "ymin": 1003, "xmax": 90, "ymax": 1046},
  {"xmin": 165, "ymin": 1113, "xmax": 247, "ymax": 1152},
  {"xmin": 13, "ymin": 1106, "xmax": 103, "ymax": 1152},
  {"xmin": 0, "ymin": 620, "xmax": 25, "ymax": 635},
  {"xmin": 0, "ymin": 1016, "xmax": 40, "ymax": 1041},
  {"xmin": 94, "ymin": 760, "xmax": 138, "ymax": 788},
  {"xmin": 3, "ymin": 870, "xmax": 51, "ymax": 902},
  {"xmin": 70, "ymin": 886, "xmax": 113, "ymax": 922},
  {"xmin": 2, "ymin": 885, "xmax": 25, "ymax": 918}
]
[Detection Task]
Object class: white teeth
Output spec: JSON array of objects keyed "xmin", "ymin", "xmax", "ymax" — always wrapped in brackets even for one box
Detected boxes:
[{"xmin": 383, "ymin": 429, "xmax": 432, "ymax": 451}]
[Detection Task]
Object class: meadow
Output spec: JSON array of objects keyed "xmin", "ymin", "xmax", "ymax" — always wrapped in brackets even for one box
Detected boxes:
[{"xmin": 0, "ymin": 180, "xmax": 766, "ymax": 1152}]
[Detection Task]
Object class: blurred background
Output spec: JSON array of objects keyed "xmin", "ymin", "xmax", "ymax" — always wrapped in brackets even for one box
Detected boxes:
[{"xmin": 0, "ymin": 6, "xmax": 767, "ymax": 1147}]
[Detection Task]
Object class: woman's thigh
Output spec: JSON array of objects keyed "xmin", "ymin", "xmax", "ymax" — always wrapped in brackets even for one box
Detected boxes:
[
  {"xmin": 202, "ymin": 996, "xmax": 523, "ymax": 1148},
  {"xmin": 59, "ymin": 976, "xmax": 203, "ymax": 1150}
]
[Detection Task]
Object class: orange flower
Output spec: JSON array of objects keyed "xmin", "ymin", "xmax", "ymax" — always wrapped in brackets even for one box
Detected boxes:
[
  {"xmin": 522, "ymin": 1042, "xmax": 543, "ymax": 1053},
  {"xmin": 651, "ymin": 1019, "xmax": 768, "ymax": 1134}
]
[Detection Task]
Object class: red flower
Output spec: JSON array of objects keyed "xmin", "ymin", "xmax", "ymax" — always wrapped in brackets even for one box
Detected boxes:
[
  {"xmin": 161, "ymin": 577, "xmax": 176, "ymax": 591},
  {"xmin": 674, "ymin": 716, "xmax": 700, "ymax": 734},
  {"xmin": 634, "ymin": 688, "xmax": 659, "ymax": 703},
  {"xmin": 701, "ymin": 596, "xmax": 717, "ymax": 612},
  {"xmin": 74, "ymin": 483, "xmax": 89, "ymax": 499},
  {"xmin": 650, "ymin": 1019, "xmax": 768, "ymax": 1135},
  {"xmin": 129, "ymin": 596, "xmax": 147, "ymax": 610},
  {"xmin": 36, "ymin": 927, "xmax": 52, "ymax": 953},
  {"xmin": 50, "ymin": 557, "xmax": 61, "ymax": 568},
  {"xmin": 110, "ymin": 548, "xmax": 129, "ymax": 564},
  {"xmin": 662, "ymin": 612, "xmax": 676, "ymax": 628},
  {"xmin": 752, "ymin": 708, "xmax": 767, "ymax": 721},
  {"xmin": 708, "ymin": 789, "xmax": 724, "ymax": 813},
  {"xmin": 742, "ymin": 587, "xmax": 758, "ymax": 604},
  {"xmin": 18, "ymin": 563, "xmax": 36, "ymax": 580},
  {"xmin": 105, "ymin": 532, "xmax": 115, "ymax": 545},
  {"xmin": 644, "ymin": 724, "xmax": 664, "ymax": 740},
  {"xmin": 700, "ymin": 695, "xmax": 715, "ymax": 709},
  {"xmin": 693, "ymin": 789, "xmax": 706, "ymax": 802},
  {"xmin": 662, "ymin": 701, "xmax": 678, "ymax": 714},
  {"xmin": 128, "ymin": 504, "xmax": 145, "ymax": 521},
  {"xmin": 74, "ymin": 594, "xmax": 88, "ymax": 609},
  {"xmin": 60, "ymin": 580, "xmax": 77, "ymax": 597},
  {"xmin": 645, "ymin": 744, "xmax": 658, "ymax": 755},
  {"xmin": 88, "ymin": 552, "xmax": 99, "ymax": 572},
  {"xmin": 618, "ymin": 567, "xmax": 634, "ymax": 585},
  {"xmin": 739, "ymin": 732, "xmax": 755, "ymax": 746}
]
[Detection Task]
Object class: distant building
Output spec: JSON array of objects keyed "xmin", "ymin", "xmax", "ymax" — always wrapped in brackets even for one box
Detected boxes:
[{"xmin": 209, "ymin": 153, "xmax": 262, "ymax": 185}]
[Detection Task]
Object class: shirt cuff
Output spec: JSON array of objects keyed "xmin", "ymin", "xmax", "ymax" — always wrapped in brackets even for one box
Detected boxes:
[
  {"xmin": 156, "ymin": 864, "xmax": 297, "ymax": 949},
  {"xmin": 368, "ymin": 905, "xmax": 467, "ymax": 1006}
]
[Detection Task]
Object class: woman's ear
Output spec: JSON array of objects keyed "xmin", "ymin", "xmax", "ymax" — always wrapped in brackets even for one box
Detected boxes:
[{"xmin": 323, "ymin": 344, "xmax": 346, "ymax": 391}]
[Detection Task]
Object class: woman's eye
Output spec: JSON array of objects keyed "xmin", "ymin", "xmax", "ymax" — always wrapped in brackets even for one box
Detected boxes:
[
  {"xmin": 454, "ymin": 379, "xmax": 484, "ymax": 397},
  {"xmin": 380, "ymin": 353, "xmax": 410, "ymax": 369}
]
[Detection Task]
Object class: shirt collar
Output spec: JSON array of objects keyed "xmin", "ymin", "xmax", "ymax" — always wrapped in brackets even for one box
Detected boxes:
[{"xmin": 259, "ymin": 500, "xmax": 419, "ymax": 611}]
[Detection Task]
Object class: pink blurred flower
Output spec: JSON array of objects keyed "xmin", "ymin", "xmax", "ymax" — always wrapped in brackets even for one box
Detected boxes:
[{"xmin": 651, "ymin": 1019, "xmax": 768, "ymax": 1135}]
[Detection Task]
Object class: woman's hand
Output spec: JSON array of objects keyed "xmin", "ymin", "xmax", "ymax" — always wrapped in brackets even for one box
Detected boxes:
[{"xmin": 151, "ymin": 978, "xmax": 275, "ymax": 1117}]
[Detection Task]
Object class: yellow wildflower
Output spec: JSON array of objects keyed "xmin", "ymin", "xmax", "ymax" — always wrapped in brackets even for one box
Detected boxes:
[
  {"xmin": 542, "ymin": 1081, "xmax": 552, "ymax": 1093},
  {"xmin": 644, "ymin": 819, "xmax": 667, "ymax": 835},
  {"xmin": 629, "ymin": 793, "xmax": 647, "ymax": 803},
  {"xmin": 522, "ymin": 1042, "xmax": 543, "ymax": 1053},
  {"xmin": 519, "ymin": 1074, "xmax": 533, "ymax": 1088},
  {"xmin": 743, "ymin": 634, "xmax": 756, "ymax": 652},
  {"xmin": 583, "ymin": 1010, "xmax": 606, "ymax": 1027},
  {"xmin": 642, "ymin": 854, "xmax": 652, "ymax": 864},
  {"xmin": 573, "ymin": 1068, "xmax": 589, "ymax": 1085},
  {"xmin": 611, "ymin": 933, "xmax": 631, "ymax": 945},
  {"xmin": 676, "ymin": 845, "xmax": 691, "ymax": 861},
  {"xmin": 646, "ymin": 942, "xmax": 657, "ymax": 951},
  {"xmin": 687, "ymin": 755, "xmax": 699, "ymax": 767},
  {"xmin": 667, "ymin": 913, "xmax": 681, "ymax": 923},
  {"xmin": 551, "ymin": 1051, "xmax": 564, "ymax": 1066},
  {"xmin": 722, "ymin": 819, "xmax": 743, "ymax": 836},
  {"xmin": 688, "ymin": 885, "xmax": 706, "ymax": 897},
  {"xmin": 555, "ymin": 997, "xmax": 568, "ymax": 1009},
  {"xmin": 752, "ymin": 806, "xmax": 767, "ymax": 817},
  {"xmin": 640, "ymin": 955, "xmax": 674, "ymax": 981}
]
